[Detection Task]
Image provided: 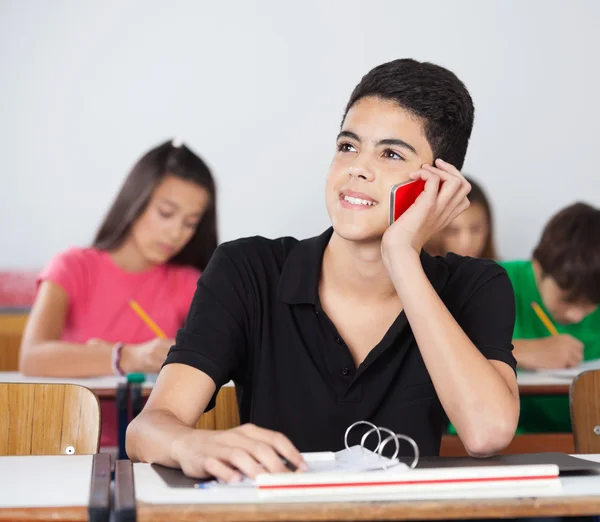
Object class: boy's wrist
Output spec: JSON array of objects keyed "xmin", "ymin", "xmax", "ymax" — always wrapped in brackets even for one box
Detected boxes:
[
  {"xmin": 382, "ymin": 246, "xmax": 422, "ymax": 279},
  {"xmin": 171, "ymin": 427, "xmax": 209, "ymax": 464}
]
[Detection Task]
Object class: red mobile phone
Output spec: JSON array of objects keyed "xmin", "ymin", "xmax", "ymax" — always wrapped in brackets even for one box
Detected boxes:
[{"xmin": 388, "ymin": 179, "xmax": 426, "ymax": 225}]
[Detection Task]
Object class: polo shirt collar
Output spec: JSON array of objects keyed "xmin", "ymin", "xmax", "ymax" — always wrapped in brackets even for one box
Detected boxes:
[
  {"xmin": 278, "ymin": 228, "xmax": 450, "ymax": 305},
  {"xmin": 278, "ymin": 228, "xmax": 332, "ymax": 305}
]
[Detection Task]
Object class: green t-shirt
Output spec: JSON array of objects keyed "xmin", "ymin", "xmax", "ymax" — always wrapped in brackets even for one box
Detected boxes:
[
  {"xmin": 447, "ymin": 259, "xmax": 600, "ymax": 436},
  {"xmin": 501, "ymin": 260, "xmax": 600, "ymax": 433}
]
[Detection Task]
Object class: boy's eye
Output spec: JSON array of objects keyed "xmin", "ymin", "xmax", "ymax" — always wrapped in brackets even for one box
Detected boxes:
[
  {"xmin": 337, "ymin": 142, "xmax": 356, "ymax": 153},
  {"xmin": 158, "ymin": 209, "xmax": 174, "ymax": 218},
  {"xmin": 383, "ymin": 149, "xmax": 403, "ymax": 160}
]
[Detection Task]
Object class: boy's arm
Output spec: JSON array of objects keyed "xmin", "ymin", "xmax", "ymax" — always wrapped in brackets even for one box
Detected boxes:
[
  {"xmin": 127, "ymin": 244, "xmax": 306, "ymax": 481},
  {"xmin": 382, "ymin": 161, "xmax": 518, "ymax": 457},
  {"xmin": 385, "ymin": 249, "xmax": 519, "ymax": 457}
]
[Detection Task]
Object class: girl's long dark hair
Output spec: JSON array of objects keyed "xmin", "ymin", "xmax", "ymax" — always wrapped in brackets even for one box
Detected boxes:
[
  {"xmin": 424, "ymin": 175, "xmax": 497, "ymax": 259},
  {"xmin": 93, "ymin": 140, "xmax": 218, "ymax": 271}
]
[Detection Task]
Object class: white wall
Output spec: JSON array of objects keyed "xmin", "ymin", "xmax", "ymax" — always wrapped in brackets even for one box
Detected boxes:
[{"xmin": 1, "ymin": 0, "xmax": 599, "ymax": 269}]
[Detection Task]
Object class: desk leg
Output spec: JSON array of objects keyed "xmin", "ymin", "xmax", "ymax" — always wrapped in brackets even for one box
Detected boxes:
[
  {"xmin": 116, "ymin": 382, "xmax": 129, "ymax": 460},
  {"xmin": 130, "ymin": 383, "xmax": 143, "ymax": 419}
]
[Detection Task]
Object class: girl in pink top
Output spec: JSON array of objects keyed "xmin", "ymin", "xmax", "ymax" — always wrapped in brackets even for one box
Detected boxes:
[{"xmin": 19, "ymin": 139, "xmax": 218, "ymax": 446}]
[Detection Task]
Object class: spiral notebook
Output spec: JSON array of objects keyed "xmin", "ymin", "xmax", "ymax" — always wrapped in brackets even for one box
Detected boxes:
[{"xmin": 154, "ymin": 421, "xmax": 563, "ymax": 498}]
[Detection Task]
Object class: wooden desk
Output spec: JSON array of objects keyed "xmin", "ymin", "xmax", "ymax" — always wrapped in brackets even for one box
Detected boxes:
[
  {"xmin": 121, "ymin": 455, "xmax": 600, "ymax": 521},
  {"xmin": 0, "ymin": 371, "xmax": 154, "ymax": 398},
  {"xmin": 0, "ymin": 454, "xmax": 110, "ymax": 521}
]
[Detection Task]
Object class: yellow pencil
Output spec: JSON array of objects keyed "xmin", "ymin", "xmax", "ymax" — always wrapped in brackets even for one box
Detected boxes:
[
  {"xmin": 530, "ymin": 301, "xmax": 559, "ymax": 336},
  {"xmin": 129, "ymin": 300, "xmax": 167, "ymax": 338}
]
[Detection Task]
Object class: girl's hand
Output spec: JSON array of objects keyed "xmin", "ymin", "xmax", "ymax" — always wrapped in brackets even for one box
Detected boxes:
[{"xmin": 120, "ymin": 338, "xmax": 175, "ymax": 374}]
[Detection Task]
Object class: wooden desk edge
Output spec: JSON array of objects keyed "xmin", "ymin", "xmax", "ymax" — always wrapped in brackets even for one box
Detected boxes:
[
  {"xmin": 135, "ymin": 495, "xmax": 600, "ymax": 521},
  {"xmin": 93, "ymin": 384, "xmax": 570, "ymax": 398},
  {"xmin": 94, "ymin": 387, "xmax": 152, "ymax": 399},
  {"xmin": 97, "ymin": 381, "xmax": 568, "ymax": 398},
  {"xmin": 0, "ymin": 505, "xmax": 88, "ymax": 521},
  {"xmin": 519, "ymin": 384, "xmax": 570, "ymax": 395}
]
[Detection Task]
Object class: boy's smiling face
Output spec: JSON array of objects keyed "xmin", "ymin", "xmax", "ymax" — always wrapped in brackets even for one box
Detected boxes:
[{"xmin": 326, "ymin": 96, "xmax": 434, "ymax": 244}]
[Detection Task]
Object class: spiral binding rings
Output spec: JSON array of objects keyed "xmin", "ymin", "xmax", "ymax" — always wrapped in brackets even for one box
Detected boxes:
[{"xmin": 344, "ymin": 420, "xmax": 420, "ymax": 469}]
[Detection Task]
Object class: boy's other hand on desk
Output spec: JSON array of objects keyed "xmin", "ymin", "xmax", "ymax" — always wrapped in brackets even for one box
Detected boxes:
[
  {"xmin": 171, "ymin": 423, "xmax": 307, "ymax": 483},
  {"xmin": 514, "ymin": 335, "xmax": 584, "ymax": 370},
  {"xmin": 120, "ymin": 338, "xmax": 174, "ymax": 374}
]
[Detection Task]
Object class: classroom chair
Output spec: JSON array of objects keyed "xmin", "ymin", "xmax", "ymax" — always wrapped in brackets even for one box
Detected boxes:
[
  {"xmin": 194, "ymin": 387, "xmax": 240, "ymax": 431},
  {"xmin": 570, "ymin": 370, "xmax": 600, "ymax": 454},
  {"xmin": 0, "ymin": 383, "xmax": 101, "ymax": 456}
]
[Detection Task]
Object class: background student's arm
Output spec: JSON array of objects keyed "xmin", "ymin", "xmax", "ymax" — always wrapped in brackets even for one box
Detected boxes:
[
  {"xmin": 382, "ymin": 161, "xmax": 519, "ymax": 457},
  {"xmin": 19, "ymin": 280, "xmax": 172, "ymax": 377},
  {"xmin": 513, "ymin": 336, "xmax": 583, "ymax": 370}
]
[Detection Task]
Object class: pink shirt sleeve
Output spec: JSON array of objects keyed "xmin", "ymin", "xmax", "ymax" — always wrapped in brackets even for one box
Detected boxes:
[
  {"xmin": 176, "ymin": 267, "xmax": 201, "ymax": 324},
  {"xmin": 37, "ymin": 248, "xmax": 87, "ymax": 303}
]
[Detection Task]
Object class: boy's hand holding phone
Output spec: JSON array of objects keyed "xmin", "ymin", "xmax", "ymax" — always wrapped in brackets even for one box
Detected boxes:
[{"xmin": 381, "ymin": 159, "xmax": 471, "ymax": 258}]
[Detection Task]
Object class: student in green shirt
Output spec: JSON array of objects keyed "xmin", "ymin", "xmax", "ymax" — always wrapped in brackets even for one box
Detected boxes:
[
  {"xmin": 502, "ymin": 202, "xmax": 600, "ymax": 433},
  {"xmin": 445, "ymin": 201, "xmax": 600, "ymax": 438}
]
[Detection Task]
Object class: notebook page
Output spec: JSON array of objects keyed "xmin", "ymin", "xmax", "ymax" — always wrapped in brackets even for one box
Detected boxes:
[
  {"xmin": 544, "ymin": 358, "xmax": 600, "ymax": 378},
  {"xmin": 197, "ymin": 445, "xmax": 405, "ymax": 489}
]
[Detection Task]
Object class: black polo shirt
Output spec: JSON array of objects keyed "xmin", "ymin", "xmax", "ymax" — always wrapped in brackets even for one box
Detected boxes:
[{"xmin": 165, "ymin": 228, "xmax": 516, "ymax": 457}]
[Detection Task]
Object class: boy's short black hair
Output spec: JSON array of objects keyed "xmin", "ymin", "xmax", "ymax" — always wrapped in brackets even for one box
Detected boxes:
[
  {"xmin": 533, "ymin": 202, "xmax": 600, "ymax": 304},
  {"xmin": 343, "ymin": 59, "xmax": 475, "ymax": 170}
]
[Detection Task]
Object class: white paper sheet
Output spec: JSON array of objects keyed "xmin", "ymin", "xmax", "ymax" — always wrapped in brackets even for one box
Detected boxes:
[{"xmin": 543, "ymin": 358, "xmax": 600, "ymax": 379}]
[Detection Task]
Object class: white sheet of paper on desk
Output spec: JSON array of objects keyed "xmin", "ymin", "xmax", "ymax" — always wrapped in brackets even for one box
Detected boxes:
[
  {"xmin": 544, "ymin": 358, "xmax": 600, "ymax": 379},
  {"xmin": 202, "ymin": 445, "xmax": 403, "ymax": 489},
  {"xmin": 303, "ymin": 445, "xmax": 402, "ymax": 473}
]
